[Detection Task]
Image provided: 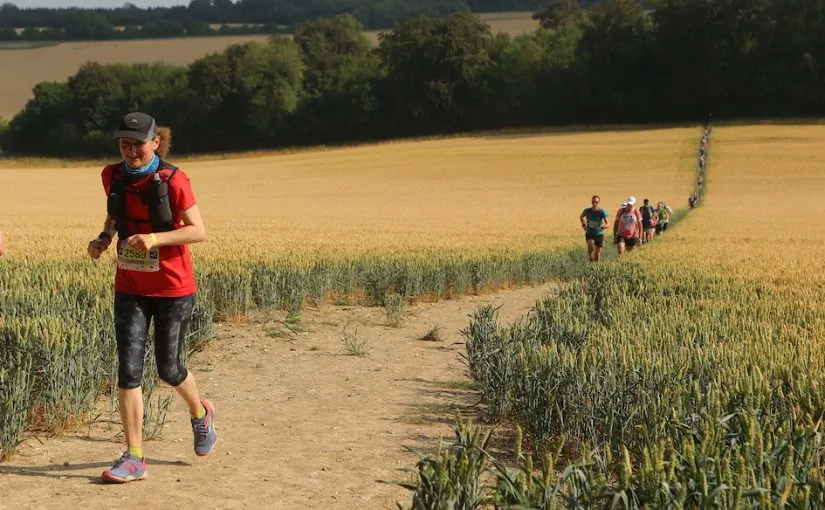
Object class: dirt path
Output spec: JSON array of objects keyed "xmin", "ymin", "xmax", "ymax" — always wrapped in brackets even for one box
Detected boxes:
[{"xmin": 0, "ymin": 284, "xmax": 553, "ymax": 510}]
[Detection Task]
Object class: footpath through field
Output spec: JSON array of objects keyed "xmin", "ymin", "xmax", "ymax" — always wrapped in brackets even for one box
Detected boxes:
[{"xmin": 0, "ymin": 284, "xmax": 552, "ymax": 509}]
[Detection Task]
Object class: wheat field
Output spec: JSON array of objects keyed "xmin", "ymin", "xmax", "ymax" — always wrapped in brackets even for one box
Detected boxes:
[
  {"xmin": 653, "ymin": 123, "xmax": 825, "ymax": 285},
  {"xmin": 0, "ymin": 12, "xmax": 538, "ymax": 121},
  {"xmin": 424, "ymin": 123, "xmax": 825, "ymax": 507},
  {"xmin": 0, "ymin": 127, "xmax": 694, "ymax": 262},
  {"xmin": 4, "ymin": 121, "xmax": 823, "ymax": 483},
  {"xmin": 0, "ymin": 125, "xmax": 696, "ymax": 460}
]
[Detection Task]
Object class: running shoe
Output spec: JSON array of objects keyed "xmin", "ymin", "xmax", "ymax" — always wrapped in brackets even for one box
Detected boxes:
[
  {"xmin": 101, "ymin": 451, "xmax": 147, "ymax": 483},
  {"xmin": 191, "ymin": 399, "xmax": 217, "ymax": 456}
]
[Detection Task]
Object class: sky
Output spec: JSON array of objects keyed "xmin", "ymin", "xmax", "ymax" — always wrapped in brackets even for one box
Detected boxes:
[{"xmin": 8, "ymin": 0, "xmax": 186, "ymax": 7}]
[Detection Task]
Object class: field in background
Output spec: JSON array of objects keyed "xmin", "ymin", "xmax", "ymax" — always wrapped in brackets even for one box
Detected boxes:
[
  {"xmin": 0, "ymin": 127, "xmax": 693, "ymax": 261},
  {"xmin": 0, "ymin": 41, "xmax": 60, "ymax": 50},
  {"xmin": 688, "ymin": 125, "xmax": 823, "ymax": 266},
  {"xmin": 0, "ymin": 12, "xmax": 538, "ymax": 121}
]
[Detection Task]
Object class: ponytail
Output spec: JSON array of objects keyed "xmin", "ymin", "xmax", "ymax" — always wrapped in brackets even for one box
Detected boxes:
[{"xmin": 156, "ymin": 127, "xmax": 172, "ymax": 159}]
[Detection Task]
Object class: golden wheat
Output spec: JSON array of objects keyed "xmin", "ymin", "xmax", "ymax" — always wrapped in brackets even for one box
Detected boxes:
[
  {"xmin": 0, "ymin": 127, "xmax": 696, "ymax": 262},
  {"xmin": 651, "ymin": 123, "xmax": 825, "ymax": 285},
  {"xmin": 446, "ymin": 123, "xmax": 825, "ymax": 507}
]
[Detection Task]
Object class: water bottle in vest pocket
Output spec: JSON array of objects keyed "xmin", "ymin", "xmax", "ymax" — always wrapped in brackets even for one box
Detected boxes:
[{"xmin": 149, "ymin": 173, "xmax": 175, "ymax": 230}]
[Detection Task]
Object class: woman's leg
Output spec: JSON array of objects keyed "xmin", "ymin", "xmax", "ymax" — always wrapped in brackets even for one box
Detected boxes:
[
  {"xmin": 114, "ymin": 292, "xmax": 152, "ymax": 452},
  {"xmin": 102, "ymin": 292, "xmax": 151, "ymax": 483},
  {"xmin": 153, "ymin": 294, "xmax": 217, "ymax": 456},
  {"xmin": 119, "ymin": 388, "xmax": 144, "ymax": 453}
]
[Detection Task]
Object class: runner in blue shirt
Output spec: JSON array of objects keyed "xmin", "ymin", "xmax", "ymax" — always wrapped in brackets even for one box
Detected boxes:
[{"xmin": 579, "ymin": 195, "xmax": 609, "ymax": 262}]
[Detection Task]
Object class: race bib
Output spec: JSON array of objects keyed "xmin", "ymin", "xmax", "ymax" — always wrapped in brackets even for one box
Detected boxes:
[
  {"xmin": 618, "ymin": 213, "xmax": 638, "ymax": 236},
  {"xmin": 621, "ymin": 214, "xmax": 636, "ymax": 226},
  {"xmin": 117, "ymin": 240, "xmax": 160, "ymax": 272},
  {"xmin": 588, "ymin": 219, "xmax": 603, "ymax": 229}
]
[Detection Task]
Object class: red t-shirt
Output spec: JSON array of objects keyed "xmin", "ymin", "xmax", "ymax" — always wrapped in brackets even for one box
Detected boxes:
[
  {"xmin": 102, "ymin": 163, "xmax": 198, "ymax": 297},
  {"xmin": 616, "ymin": 207, "xmax": 642, "ymax": 238}
]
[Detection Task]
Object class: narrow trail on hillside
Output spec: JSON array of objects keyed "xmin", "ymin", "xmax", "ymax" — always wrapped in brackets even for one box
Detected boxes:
[{"xmin": 0, "ymin": 284, "xmax": 553, "ymax": 510}]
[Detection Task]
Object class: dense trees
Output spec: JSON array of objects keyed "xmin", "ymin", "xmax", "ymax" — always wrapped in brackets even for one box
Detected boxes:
[
  {"xmin": 184, "ymin": 38, "xmax": 305, "ymax": 150},
  {"xmin": 378, "ymin": 11, "xmax": 494, "ymax": 135},
  {"xmin": 2, "ymin": 0, "xmax": 824, "ymax": 157}
]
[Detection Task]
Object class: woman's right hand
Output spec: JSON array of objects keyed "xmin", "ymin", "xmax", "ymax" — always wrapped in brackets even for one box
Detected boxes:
[{"xmin": 88, "ymin": 237, "xmax": 110, "ymax": 259}]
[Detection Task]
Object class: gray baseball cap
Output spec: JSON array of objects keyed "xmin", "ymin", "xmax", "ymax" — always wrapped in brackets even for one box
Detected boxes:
[{"xmin": 113, "ymin": 112, "xmax": 157, "ymax": 142}]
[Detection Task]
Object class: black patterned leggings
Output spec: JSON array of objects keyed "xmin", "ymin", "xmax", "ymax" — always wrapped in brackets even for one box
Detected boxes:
[{"xmin": 114, "ymin": 292, "xmax": 195, "ymax": 390}]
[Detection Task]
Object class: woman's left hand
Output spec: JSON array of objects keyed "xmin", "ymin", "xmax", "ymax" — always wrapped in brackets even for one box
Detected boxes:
[{"xmin": 127, "ymin": 234, "xmax": 156, "ymax": 252}]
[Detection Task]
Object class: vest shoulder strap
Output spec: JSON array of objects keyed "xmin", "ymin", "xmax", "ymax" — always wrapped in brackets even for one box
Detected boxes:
[
  {"xmin": 109, "ymin": 165, "xmax": 127, "ymax": 193},
  {"xmin": 156, "ymin": 160, "xmax": 179, "ymax": 181}
]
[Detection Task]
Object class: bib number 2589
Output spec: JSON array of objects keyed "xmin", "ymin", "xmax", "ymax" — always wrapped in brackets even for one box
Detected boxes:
[{"xmin": 117, "ymin": 241, "xmax": 160, "ymax": 272}]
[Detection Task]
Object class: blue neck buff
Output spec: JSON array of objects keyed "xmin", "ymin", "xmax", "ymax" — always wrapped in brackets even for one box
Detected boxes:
[{"xmin": 123, "ymin": 153, "xmax": 159, "ymax": 178}]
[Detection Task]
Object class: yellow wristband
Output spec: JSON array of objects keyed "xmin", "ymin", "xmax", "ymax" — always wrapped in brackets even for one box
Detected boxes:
[{"xmin": 150, "ymin": 233, "xmax": 159, "ymax": 248}]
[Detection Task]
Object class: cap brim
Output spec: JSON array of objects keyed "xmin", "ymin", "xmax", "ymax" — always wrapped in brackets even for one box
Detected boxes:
[{"xmin": 114, "ymin": 130, "xmax": 155, "ymax": 142}]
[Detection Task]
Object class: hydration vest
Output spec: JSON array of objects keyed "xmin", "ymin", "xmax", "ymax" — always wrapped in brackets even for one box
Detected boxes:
[{"xmin": 107, "ymin": 160, "xmax": 179, "ymax": 240}]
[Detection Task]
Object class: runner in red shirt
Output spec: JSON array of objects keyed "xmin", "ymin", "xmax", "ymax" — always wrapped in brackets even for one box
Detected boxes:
[
  {"xmin": 613, "ymin": 196, "xmax": 642, "ymax": 256},
  {"xmin": 87, "ymin": 112, "xmax": 216, "ymax": 483}
]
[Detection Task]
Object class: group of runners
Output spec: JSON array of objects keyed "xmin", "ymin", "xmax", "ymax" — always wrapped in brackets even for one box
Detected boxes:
[
  {"xmin": 580, "ymin": 195, "xmax": 673, "ymax": 262},
  {"xmin": 580, "ymin": 126, "xmax": 711, "ymax": 262},
  {"xmin": 689, "ymin": 127, "xmax": 710, "ymax": 208}
]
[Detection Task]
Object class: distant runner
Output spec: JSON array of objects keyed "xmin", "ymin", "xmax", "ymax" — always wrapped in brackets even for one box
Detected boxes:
[
  {"xmin": 579, "ymin": 195, "xmax": 609, "ymax": 262},
  {"xmin": 655, "ymin": 201, "xmax": 673, "ymax": 234},
  {"xmin": 639, "ymin": 198, "xmax": 656, "ymax": 243},
  {"xmin": 614, "ymin": 197, "xmax": 642, "ymax": 256}
]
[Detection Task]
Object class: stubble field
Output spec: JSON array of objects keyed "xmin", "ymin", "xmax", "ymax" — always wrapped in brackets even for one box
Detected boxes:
[{"xmin": 0, "ymin": 12, "xmax": 538, "ymax": 121}]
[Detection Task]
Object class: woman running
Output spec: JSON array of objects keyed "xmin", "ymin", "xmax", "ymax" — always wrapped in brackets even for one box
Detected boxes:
[
  {"xmin": 87, "ymin": 112, "xmax": 216, "ymax": 483},
  {"xmin": 579, "ymin": 194, "xmax": 609, "ymax": 262}
]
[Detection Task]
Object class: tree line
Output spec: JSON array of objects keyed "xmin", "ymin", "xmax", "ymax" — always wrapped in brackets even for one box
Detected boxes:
[
  {"xmin": 1, "ymin": 0, "xmax": 823, "ymax": 158},
  {"xmin": 0, "ymin": 0, "xmax": 571, "ymax": 42}
]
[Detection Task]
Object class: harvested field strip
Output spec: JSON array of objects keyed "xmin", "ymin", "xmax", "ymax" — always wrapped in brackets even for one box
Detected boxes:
[{"xmin": 0, "ymin": 12, "xmax": 537, "ymax": 121}]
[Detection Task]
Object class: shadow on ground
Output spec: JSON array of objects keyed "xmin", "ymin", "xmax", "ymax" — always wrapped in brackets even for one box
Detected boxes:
[{"xmin": 0, "ymin": 458, "xmax": 190, "ymax": 483}]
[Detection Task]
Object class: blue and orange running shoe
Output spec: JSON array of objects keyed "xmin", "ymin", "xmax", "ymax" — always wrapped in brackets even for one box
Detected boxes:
[
  {"xmin": 191, "ymin": 399, "xmax": 217, "ymax": 457},
  {"xmin": 101, "ymin": 451, "xmax": 147, "ymax": 483}
]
